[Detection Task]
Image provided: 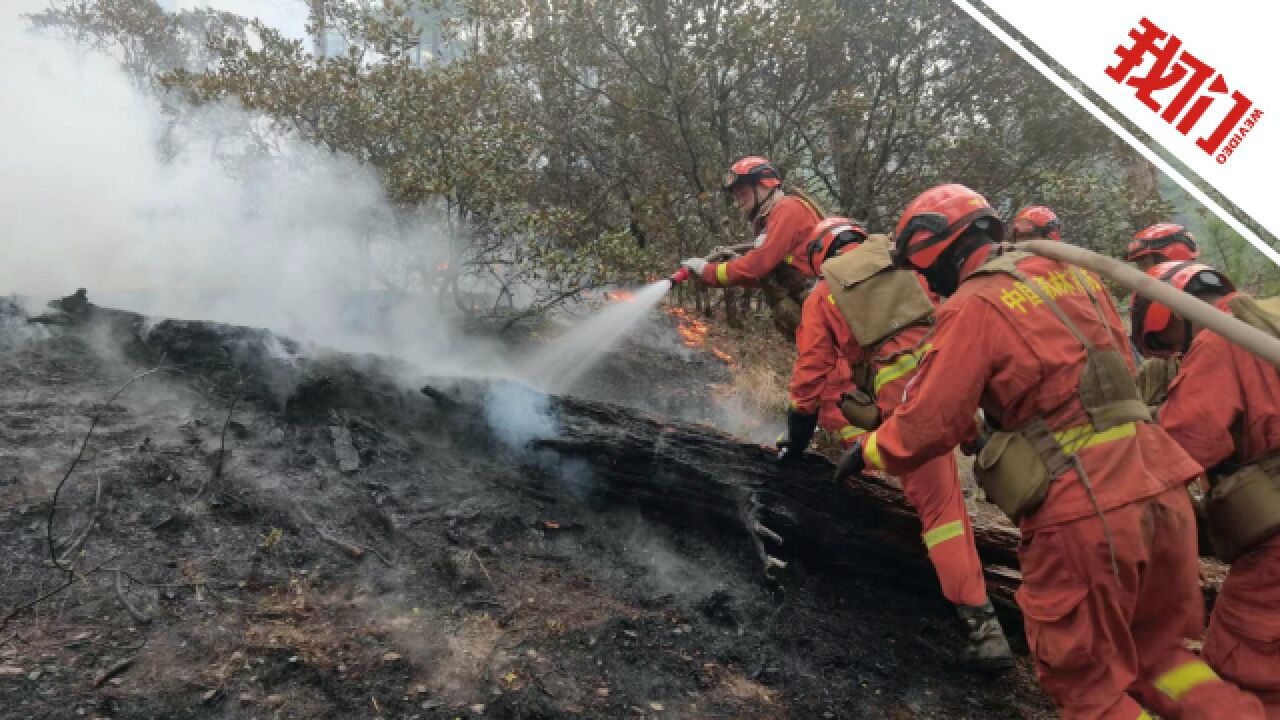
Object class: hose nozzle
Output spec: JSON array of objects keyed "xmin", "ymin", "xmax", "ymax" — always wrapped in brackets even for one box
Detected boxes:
[{"xmin": 669, "ymin": 266, "xmax": 691, "ymax": 284}]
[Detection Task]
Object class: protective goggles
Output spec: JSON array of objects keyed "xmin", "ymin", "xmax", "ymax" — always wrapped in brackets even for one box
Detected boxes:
[
  {"xmin": 895, "ymin": 207, "xmax": 998, "ymax": 268},
  {"xmin": 1010, "ymin": 217, "xmax": 1060, "ymax": 239},
  {"xmin": 721, "ymin": 163, "xmax": 778, "ymax": 191}
]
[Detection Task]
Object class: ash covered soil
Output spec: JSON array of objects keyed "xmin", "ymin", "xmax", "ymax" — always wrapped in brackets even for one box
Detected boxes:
[{"xmin": 0, "ymin": 295, "xmax": 1054, "ymax": 719}]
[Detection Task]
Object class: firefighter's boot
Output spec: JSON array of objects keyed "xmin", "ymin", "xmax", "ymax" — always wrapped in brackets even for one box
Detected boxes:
[{"xmin": 956, "ymin": 600, "xmax": 1015, "ymax": 670}]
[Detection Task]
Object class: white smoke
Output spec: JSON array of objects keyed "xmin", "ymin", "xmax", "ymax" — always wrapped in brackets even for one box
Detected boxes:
[
  {"xmin": 0, "ymin": 2, "xmax": 505, "ymax": 377},
  {"xmin": 483, "ymin": 380, "xmax": 557, "ymax": 449}
]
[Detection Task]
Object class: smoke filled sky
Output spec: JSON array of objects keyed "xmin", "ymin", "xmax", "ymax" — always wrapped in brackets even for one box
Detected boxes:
[
  {"xmin": 0, "ymin": 0, "xmax": 496, "ymax": 376},
  {"xmin": 162, "ymin": 0, "xmax": 308, "ymax": 39}
]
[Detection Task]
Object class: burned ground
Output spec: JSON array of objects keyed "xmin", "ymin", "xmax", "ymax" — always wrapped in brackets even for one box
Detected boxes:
[{"xmin": 0, "ymin": 295, "xmax": 1054, "ymax": 719}]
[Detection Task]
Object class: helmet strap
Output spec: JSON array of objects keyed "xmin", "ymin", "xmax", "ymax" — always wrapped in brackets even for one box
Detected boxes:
[
  {"xmin": 747, "ymin": 186, "xmax": 779, "ymax": 223},
  {"xmin": 923, "ymin": 224, "xmax": 994, "ymax": 297}
]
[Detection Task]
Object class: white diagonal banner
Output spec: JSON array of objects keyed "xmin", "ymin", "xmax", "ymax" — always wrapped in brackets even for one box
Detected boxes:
[{"xmin": 956, "ymin": 1, "xmax": 1280, "ymax": 267}]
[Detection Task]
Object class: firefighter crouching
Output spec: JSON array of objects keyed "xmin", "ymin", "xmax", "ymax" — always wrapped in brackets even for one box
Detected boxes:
[
  {"xmin": 1132, "ymin": 261, "xmax": 1280, "ymax": 717},
  {"xmin": 832, "ymin": 183, "xmax": 1264, "ymax": 719},
  {"xmin": 682, "ymin": 156, "xmax": 858, "ymax": 444},
  {"xmin": 776, "ymin": 217, "xmax": 1014, "ymax": 670}
]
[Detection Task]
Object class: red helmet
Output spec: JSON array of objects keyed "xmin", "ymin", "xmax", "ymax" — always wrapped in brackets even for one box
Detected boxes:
[
  {"xmin": 1130, "ymin": 261, "xmax": 1234, "ymax": 356},
  {"xmin": 802, "ymin": 217, "xmax": 868, "ymax": 275},
  {"xmin": 1124, "ymin": 223, "xmax": 1199, "ymax": 264},
  {"xmin": 722, "ymin": 156, "xmax": 781, "ymax": 192},
  {"xmin": 893, "ymin": 184, "xmax": 1002, "ymax": 271},
  {"xmin": 1009, "ymin": 205, "xmax": 1061, "ymax": 241}
]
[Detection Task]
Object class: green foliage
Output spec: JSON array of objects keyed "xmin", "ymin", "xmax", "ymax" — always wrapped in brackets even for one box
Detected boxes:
[
  {"xmin": 1199, "ymin": 216, "xmax": 1280, "ymax": 297},
  {"xmin": 31, "ymin": 0, "xmax": 1214, "ymax": 326}
]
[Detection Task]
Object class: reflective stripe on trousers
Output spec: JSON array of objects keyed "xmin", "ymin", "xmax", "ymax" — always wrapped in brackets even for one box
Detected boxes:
[
  {"xmin": 1154, "ymin": 660, "xmax": 1222, "ymax": 702},
  {"xmin": 1054, "ymin": 421, "xmax": 1137, "ymax": 455}
]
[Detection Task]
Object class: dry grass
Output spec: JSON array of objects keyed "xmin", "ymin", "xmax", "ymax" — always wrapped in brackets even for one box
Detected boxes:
[{"xmin": 692, "ymin": 309, "xmax": 846, "ymax": 457}]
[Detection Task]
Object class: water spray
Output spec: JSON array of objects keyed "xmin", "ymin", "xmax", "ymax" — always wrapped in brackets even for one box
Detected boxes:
[{"xmin": 523, "ymin": 280, "xmax": 674, "ymax": 392}]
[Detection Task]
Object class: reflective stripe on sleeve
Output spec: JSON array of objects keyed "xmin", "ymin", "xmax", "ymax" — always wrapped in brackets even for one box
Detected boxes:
[
  {"xmin": 864, "ymin": 432, "xmax": 885, "ymax": 471},
  {"xmin": 837, "ymin": 425, "xmax": 866, "ymax": 441},
  {"xmin": 922, "ymin": 520, "xmax": 965, "ymax": 550},
  {"xmin": 715, "ymin": 263, "xmax": 730, "ymax": 286},
  {"xmin": 873, "ymin": 344, "xmax": 934, "ymax": 395}
]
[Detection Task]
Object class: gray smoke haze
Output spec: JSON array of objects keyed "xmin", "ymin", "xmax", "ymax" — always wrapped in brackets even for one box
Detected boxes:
[{"xmin": 0, "ymin": 2, "xmax": 506, "ymax": 378}]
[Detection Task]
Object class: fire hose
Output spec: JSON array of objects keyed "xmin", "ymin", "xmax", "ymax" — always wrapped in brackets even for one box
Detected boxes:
[
  {"xmin": 668, "ymin": 243, "xmax": 756, "ymax": 285},
  {"xmin": 1014, "ymin": 239, "xmax": 1280, "ymax": 368}
]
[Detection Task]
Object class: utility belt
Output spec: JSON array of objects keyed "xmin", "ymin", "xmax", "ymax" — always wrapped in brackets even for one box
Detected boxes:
[
  {"xmin": 968, "ymin": 252, "xmax": 1151, "ymax": 527},
  {"xmin": 837, "ymin": 344, "xmax": 933, "ymax": 432},
  {"xmin": 760, "ymin": 261, "xmax": 810, "ymax": 339},
  {"xmin": 1206, "ymin": 452, "xmax": 1280, "ymax": 562},
  {"xmin": 1134, "ymin": 355, "xmax": 1180, "ymax": 410},
  {"xmin": 839, "ymin": 383, "xmax": 879, "ymax": 432},
  {"xmin": 975, "ymin": 418, "xmax": 1143, "ymax": 522}
]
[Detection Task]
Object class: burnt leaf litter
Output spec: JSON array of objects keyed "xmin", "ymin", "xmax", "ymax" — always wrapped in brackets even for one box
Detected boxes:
[{"xmin": 0, "ymin": 293, "xmax": 1053, "ymax": 719}]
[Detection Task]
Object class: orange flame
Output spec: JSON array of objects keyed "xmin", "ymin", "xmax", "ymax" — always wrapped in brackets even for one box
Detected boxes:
[
  {"xmin": 436, "ymin": 261, "xmax": 449, "ymax": 271},
  {"xmin": 710, "ymin": 347, "xmax": 735, "ymax": 365},
  {"xmin": 662, "ymin": 307, "xmax": 732, "ymax": 363},
  {"xmin": 605, "ymin": 290, "xmax": 636, "ymax": 302},
  {"xmin": 663, "ymin": 306, "xmax": 707, "ymax": 347}
]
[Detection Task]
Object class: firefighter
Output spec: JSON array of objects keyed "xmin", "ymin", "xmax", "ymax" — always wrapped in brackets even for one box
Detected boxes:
[
  {"xmin": 680, "ymin": 156, "xmax": 824, "ymax": 337},
  {"xmin": 1126, "ymin": 224, "xmax": 1199, "ymax": 409},
  {"xmin": 1125, "ymin": 223, "xmax": 1200, "ymax": 271},
  {"xmin": 682, "ymin": 156, "xmax": 856, "ymax": 443},
  {"xmin": 1132, "ymin": 261, "xmax": 1280, "ymax": 717},
  {"xmin": 776, "ymin": 217, "xmax": 1014, "ymax": 669},
  {"xmin": 1008, "ymin": 205, "xmax": 1062, "ymax": 241},
  {"xmin": 832, "ymin": 184, "xmax": 1264, "ymax": 719}
]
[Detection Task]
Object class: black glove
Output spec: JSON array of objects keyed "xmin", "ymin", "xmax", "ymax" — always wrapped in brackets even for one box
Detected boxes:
[
  {"xmin": 775, "ymin": 409, "xmax": 819, "ymax": 463},
  {"xmin": 833, "ymin": 438, "xmax": 867, "ymax": 483}
]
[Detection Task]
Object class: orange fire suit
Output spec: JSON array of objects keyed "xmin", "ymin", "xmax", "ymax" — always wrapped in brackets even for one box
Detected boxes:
[
  {"xmin": 700, "ymin": 195, "xmax": 855, "ymax": 441},
  {"xmin": 1159, "ymin": 294, "xmax": 1280, "ymax": 717},
  {"xmin": 789, "ymin": 264, "xmax": 987, "ymax": 607},
  {"xmin": 698, "ymin": 195, "xmax": 821, "ymax": 288},
  {"xmin": 858, "ymin": 250, "xmax": 1263, "ymax": 719}
]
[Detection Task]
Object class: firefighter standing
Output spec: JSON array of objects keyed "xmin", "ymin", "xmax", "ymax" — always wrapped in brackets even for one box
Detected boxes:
[
  {"xmin": 777, "ymin": 218, "xmax": 1014, "ymax": 669},
  {"xmin": 681, "ymin": 156, "xmax": 822, "ymax": 333},
  {"xmin": 833, "ymin": 184, "xmax": 1264, "ymax": 719},
  {"xmin": 682, "ymin": 156, "xmax": 856, "ymax": 444},
  {"xmin": 1133, "ymin": 262, "xmax": 1280, "ymax": 717}
]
